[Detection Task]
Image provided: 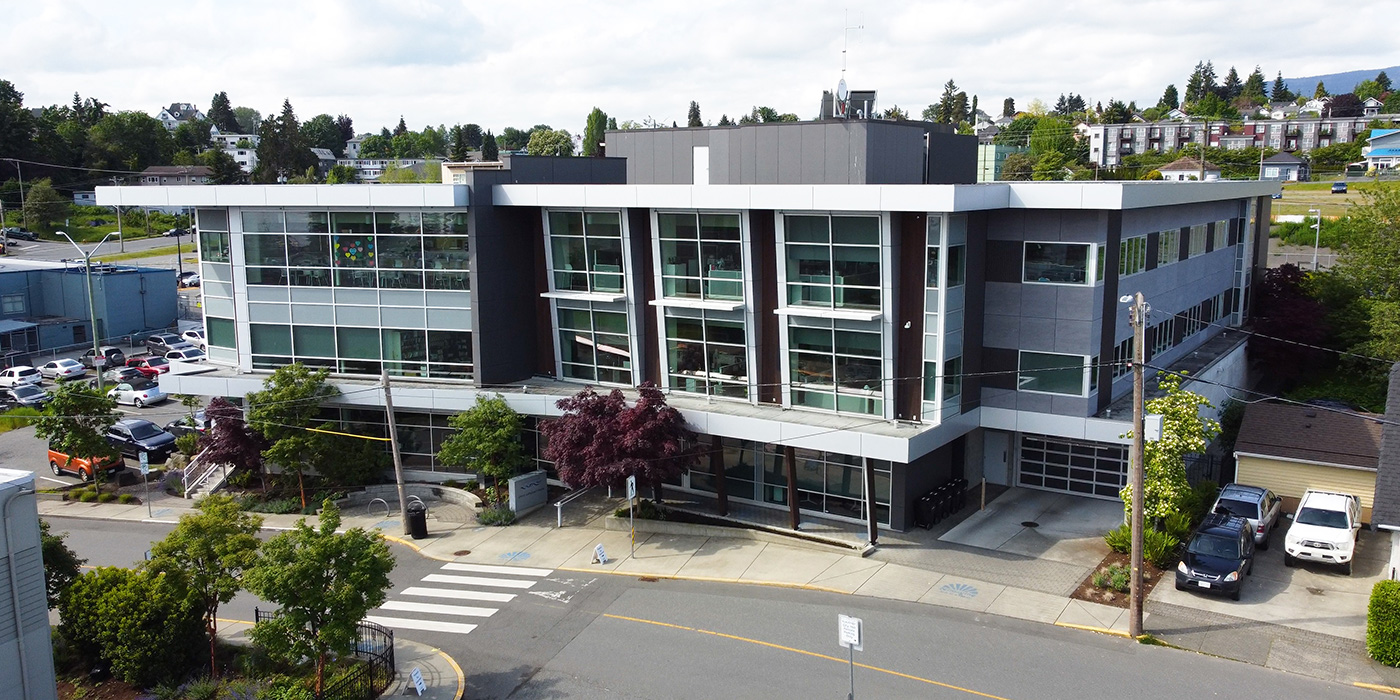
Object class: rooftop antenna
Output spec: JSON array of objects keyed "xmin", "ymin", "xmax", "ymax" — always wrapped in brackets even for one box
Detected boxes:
[{"xmin": 838, "ymin": 10, "xmax": 863, "ymax": 118}]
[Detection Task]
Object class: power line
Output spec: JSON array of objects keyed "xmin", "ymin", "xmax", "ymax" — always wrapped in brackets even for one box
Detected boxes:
[
  {"xmin": 1142, "ymin": 361, "xmax": 1398, "ymax": 426},
  {"xmin": 1, "ymin": 156, "xmax": 145, "ymax": 176}
]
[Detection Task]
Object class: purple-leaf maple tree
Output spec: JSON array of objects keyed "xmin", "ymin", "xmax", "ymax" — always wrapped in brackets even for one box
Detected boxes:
[
  {"xmin": 543, "ymin": 383, "xmax": 699, "ymax": 496},
  {"xmin": 197, "ymin": 396, "xmax": 265, "ymax": 473}
]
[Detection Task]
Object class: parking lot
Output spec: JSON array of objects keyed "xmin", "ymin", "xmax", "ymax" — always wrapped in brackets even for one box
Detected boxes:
[{"xmin": 1151, "ymin": 519, "xmax": 1391, "ymax": 641}]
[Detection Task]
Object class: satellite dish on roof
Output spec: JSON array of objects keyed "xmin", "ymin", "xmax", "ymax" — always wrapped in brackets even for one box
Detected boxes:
[{"xmin": 836, "ymin": 79, "xmax": 849, "ymax": 102}]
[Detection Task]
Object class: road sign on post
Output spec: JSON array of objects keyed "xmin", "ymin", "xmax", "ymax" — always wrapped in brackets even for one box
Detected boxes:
[
  {"xmin": 139, "ymin": 451, "xmax": 151, "ymax": 517},
  {"xmin": 626, "ymin": 475, "xmax": 637, "ymax": 499},
  {"xmin": 838, "ymin": 614, "xmax": 863, "ymax": 700},
  {"xmin": 626, "ymin": 475, "xmax": 638, "ymax": 556}
]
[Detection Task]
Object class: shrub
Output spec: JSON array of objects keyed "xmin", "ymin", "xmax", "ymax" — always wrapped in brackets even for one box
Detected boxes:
[
  {"xmin": 1162, "ymin": 511, "xmax": 1194, "ymax": 542},
  {"xmin": 59, "ymin": 566, "xmax": 205, "ymax": 687},
  {"xmin": 616, "ymin": 499, "xmax": 667, "ymax": 521},
  {"xmin": 226, "ymin": 468, "xmax": 259, "ymax": 489},
  {"xmin": 97, "ymin": 492, "xmax": 116, "ymax": 503},
  {"xmin": 465, "ymin": 479, "xmax": 479, "ymax": 491},
  {"xmin": 477, "ymin": 505, "xmax": 516, "ymax": 526},
  {"xmin": 175, "ymin": 432, "xmax": 199, "ymax": 457},
  {"xmin": 160, "ymin": 468, "xmax": 185, "ymax": 495},
  {"xmin": 1144, "ymin": 528, "xmax": 1180, "ymax": 569},
  {"xmin": 79, "ymin": 490, "xmax": 98, "ymax": 503},
  {"xmin": 1369, "ymin": 580, "xmax": 1400, "ymax": 666},
  {"xmin": 118, "ymin": 493, "xmax": 136, "ymax": 504},
  {"xmin": 244, "ymin": 497, "xmax": 301, "ymax": 514},
  {"xmin": 0, "ymin": 406, "xmax": 43, "ymax": 432},
  {"xmin": 1104, "ymin": 524, "xmax": 1131, "ymax": 554},
  {"xmin": 181, "ymin": 677, "xmax": 221, "ymax": 700}
]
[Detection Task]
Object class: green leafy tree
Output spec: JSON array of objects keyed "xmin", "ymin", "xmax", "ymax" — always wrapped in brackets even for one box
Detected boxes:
[
  {"xmin": 686, "ymin": 101, "xmax": 702, "ymax": 128},
  {"xmin": 1121, "ymin": 372, "xmax": 1220, "ymax": 519},
  {"xmin": 482, "ymin": 130, "xmax": 499, "ymax": 161},
  {"xmin": 233, "ymin": 106, "xmax": 261, "ymax": 134},
  {"xmin": 1101, "ymin": 99, "xmax": 1132, "ymax": 124},
  {"xmin": 307, "ymin": 427, "xmax": 387, "ymax": 488},
  {"xmin": 463, "ymin": 123, "xmax": 482, "ymax": 148},
  {"xmin": 583, "ymin": 107, "xmax": 608, "ymax": 157},
  {"xmin": 1387, "ymin": 93, "xmax": 1400, "ymax": 116},
  {"xmin": 999, "ymin": 151, "xmax": 1035, "ymax": 181},
  {"xmin": 498, "ymin": 126, "xmax": 530, "ymax": 151},
  {"xmin": 147, "ymin": 494, "xmax": 263, "ymax": 678},
  {"xmin": 993, "ymin": 115, "xmax": 1039, "ymax": 148},
  {"xmin": 1354, "ymin": 80, "xmax": 1384, "ymax": 102},
  {"xmin": 34, "ymin": 382, "xmax": 121, "ymax": 476},
  {"xmin": 390, "ymin": 131, "xmax": 425, "ymax": 159},
  {"xmin": 1028, "ymin": 116, "xmax": 1075, "ymax": 158},
  {"xmin": 1032, "ymin": 150, "xmax": 1070, "ymax": 180},
  {"xmin": 325, "ymin": 163, "xmax": 358, "ymax": 183},
  {"xmin": 208, "ymin": 92, "xmax": 239, "ymax": 133},
  {"xmin": 357, "ymin": 133, "xmax": 391, "ymax": 158},
  {"xmin": 39, "ymin": 519, "xmax": 84, "ymax": 608},
  {"xmin": 85, "ymin": 111, "xmax": 173, "ymax": 171},
  {"xmin": 1315, "ymin": 80, "xmax": 1330, "ymax": 99},
  {"xmin": 301, "ymin": 113, "xmax": 345, "ymax": 157},
  {"xmin": 172, "ymin": 118, "xmax": 212, "ymax": 155},
  {"xmin": 0, "ymin": 80, "xmax": 35, "ymax": 168},
  {"xmin": 253, "ymin": 99, "xmax": 318, "ymax": 183},
  {"xmin": 21, "ymin": 178, "xmax": 67, "ymax": 230},
  {"xmin": 437, "ymin": 395, "xmax": 528, "ymax": 505},
  {"xmin": 1335, "ymin": 187, "xmax": 1400, "ymax": 359},
  {"xmin": 1185, "ymin": 92, "xmax": 1240, "ymax": 120},
  {"xmin": 243, "ymin": 502, "xmax": 394, "ymax": 695},
  {"xmin": 246, "ymin": 363, "xmax": 339, "ymax": 507},
  {"xmin": 60, "ymin": 566, "xmax": 205, "ymax": 687},
  {"xmin": 883, "ymin": 105, "xmax": 909, "ymax": 120},
  {"xmin": 526, "ymin": 127, "xmax": 574, "ymax": 156},
  {"xmin": 201, "ymin": 147, "xmax": 246, "ymax": 184}
]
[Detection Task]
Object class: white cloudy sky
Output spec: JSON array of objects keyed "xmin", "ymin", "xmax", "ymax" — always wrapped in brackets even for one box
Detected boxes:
[{"xmin": 6, "ymin": 0, "xmax": 1397, "ymax": 137}]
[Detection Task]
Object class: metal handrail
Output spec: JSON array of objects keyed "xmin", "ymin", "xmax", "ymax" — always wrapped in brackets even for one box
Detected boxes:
[
  {"xmin": 554, "ymin": 485, "xmax": 594, "ymax": 528},
  {"xmin": 182, "ymin": 448, "xmax": 223, "ymax": 498}
]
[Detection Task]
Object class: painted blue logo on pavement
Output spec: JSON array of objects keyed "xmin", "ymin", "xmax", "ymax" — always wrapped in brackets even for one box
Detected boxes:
[
  {"xmin": 940, "ymin": 582, "xmax": 979, "ymax": 598},
  {"xmin": 500, "ymin": 551, "xmax": 531, "ymax": 562}
]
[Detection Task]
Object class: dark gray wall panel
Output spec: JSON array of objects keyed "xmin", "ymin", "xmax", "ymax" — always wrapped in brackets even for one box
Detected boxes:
[
  {"xmin": 672, "ymin": 131, "xmax": 694, "ymax": 183},
  {"xmin": 801, "ymin": 125, "xmax": 827, "ymax": 183},
  {"xmin": 926, "ymin": 132, "xmax": 977, "ymax": 184},
  {"xmin": 755, "ymin": 128, "xmax": 779, "ymax": 183},
  {"xmin": 777, "ymin": 126, "xmax": 803, "ymax": 183}
]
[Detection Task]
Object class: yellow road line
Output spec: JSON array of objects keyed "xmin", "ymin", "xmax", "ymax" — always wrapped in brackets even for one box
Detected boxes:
[
  {"xmin": 602, "ymin": 613, "xmax": 1012, "ymax": 699},
  {"xmin": 1356, "ymin": 682, "xmax": 1400, "ymax": 695},
  {"xmin": 1053, "ymin": 621, "xmax": 1131, "ymax": 638},
  {"xmin": 216, "ymin": 617, "xmax": 256, "ymax": 626},
  {"xmin": 435, "ymin": 646, "xmax": 467, "ymax": 699},
  {"xmin": 555, "ymin": 566, "xmax": 853, "ymax": 595},
  {"xmin": 380, "ymin": 533, "xmax": 455, "ymax": 562}
]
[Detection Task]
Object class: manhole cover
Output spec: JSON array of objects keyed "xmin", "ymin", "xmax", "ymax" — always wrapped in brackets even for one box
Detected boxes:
[
  {"xmin": 1307, "ymin": 587, "xmax": 1325, "ymax": 595},
  {"xmin": 1021, "ymin": 521, "xmax": 1040, "ymax": 528},
  {"xmin": 453, "ymin": 550, "xmax": 471, "ymax": 556}
]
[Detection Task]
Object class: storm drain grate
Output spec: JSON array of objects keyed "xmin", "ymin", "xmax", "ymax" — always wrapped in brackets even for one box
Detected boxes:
[{"xmin": 1021, "ymin": 521, "xmax": 1040, "ymax": 528}]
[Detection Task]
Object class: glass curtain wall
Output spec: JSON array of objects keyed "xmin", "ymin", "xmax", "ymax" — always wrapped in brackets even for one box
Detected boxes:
[
  {"xmin": 788, "ymin": 318, "xmax": 882, "ymax": 415},
  {"xmin": 784, "ymin": 215, "xmax": 881, "ymax": 310},
  {"xmin": 664, "ymin": 310, "xmax": 748, "ymax": 398},
  {"xmin": 547, "ymin": 211, "xmax": 634, "ymax": 386},
  {"xmin": 247, "ymin": 323, "xmax": 472, "ymax": 377},
  {"xmin": 685, "ymin": 440, "xmax": 892, "ymax": 526},
  {"xmin": 657, "ymin": 213, "xmax": 743, "ymax": 300}
]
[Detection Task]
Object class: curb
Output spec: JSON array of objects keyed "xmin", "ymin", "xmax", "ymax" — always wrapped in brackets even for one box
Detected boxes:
[
  {"xmin": 435, "ymin": 646, "xmax": 466, "ymax": 700},
  {"xmin": 1052, "ymin": 621, "xmax": 1131, "ymax": 639},
  {"xmin": 380, "ymin": 534, "xmax": 457, "ymax": 562},
  {"xmin": 1357, "ymin": 682, "xmax": 1400, "ymax": 696},
  {"xmin": 554, "ymin": 565, "xmax": 853, "ymax": 595}
]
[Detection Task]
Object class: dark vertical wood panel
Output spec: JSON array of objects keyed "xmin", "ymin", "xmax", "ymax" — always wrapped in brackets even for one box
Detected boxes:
[
  {"xmin": 752, "ymin": 211, "xmax": 781, "ymax": 405},
  {"xmin": 895, "ymin": 212, "xmax": 926, "ymax": 421},
  {"xmin": 628, "ymin": 208, "xmax": 659, "ymax": 386}
]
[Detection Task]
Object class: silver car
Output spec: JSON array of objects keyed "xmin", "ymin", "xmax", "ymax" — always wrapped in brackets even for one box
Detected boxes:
[
  {"xmin": 1211, "ymin": 483, "xmax": 1284, "ymax": 549},
  {"xmin": 107, "ymin": 381, "xmax": 168, "ymax": 408}
]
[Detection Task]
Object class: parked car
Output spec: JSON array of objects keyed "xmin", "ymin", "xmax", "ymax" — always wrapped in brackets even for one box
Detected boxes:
[
  {"xmin": 1332, "ymin": 182, "xmax": 1348, "ymax": 194},
  {"xmin": 38, "ymin": 358, "xmax": 88, "ymax": 381},
  {"xmin": 105, "ymin": 418, "xmax": 177, "ymax": 462},
  {"xmin": 125, "ymin": 355, "xmax": 171, "ymax": 378},
  {"xmin": 107, "ymin": 380, "xmax": 168, "ymax": 407},
  {"xmin": 103, "ymin": 366, "xmax": 147, "ymax": 384},
  {"xmin": 1, "ymin": 227, "xmax": 39, "ymax": 241},
  {"xmin": 1270, "ymin": 192, "xmax": 1284, "ymax": 199},
  {"xmin": 80, "ymin": 346, "xmax": 126, "ymax": 369},
  {"xmin": 163, "ymin": 228, "xmax": 189, "ymax": 237},
  {"xmin": 145, "ymin": 333, "xmax": 191, "ymax": 356},
  {"xmin": 1176, "ymin": 512, "xmax": 1256, "ymax": 601},
  {"xmin": 1210, "ymin": 483, "xmax": 1284, "ymax": 549},
  {"xmin": 181, "ymin": 328, "xmax": 206, "ymax": 349},
  {"xmin": 164, "ymin": 410, "xmax": 208, "ymax": 439},
  {"xmin": 166, "ymin": 347, "xmax": 206, "ymax": 362},
  {"xmin": 1284, "ymin": 489, "xmax": 1363, "ymax": 574},
  {"xmin": 0, "ymin": 384, "xmax": 51, "ymax": 409},
  {"xmin": 0, "ymin": 366, "xmax": 43, "ymax": 387},
  {"xmin": 178, "ymin": 271, "xmax": 201, "ymax": 288},
  {"xmin": 48, "ymin": 443, "xmax": 125, "ymax": 482}
]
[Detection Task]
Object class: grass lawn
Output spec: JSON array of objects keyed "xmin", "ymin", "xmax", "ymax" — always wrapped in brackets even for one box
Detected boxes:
[{"xmin": 1273, "ymin": 181, "xmax": 1398, "ymax": 218}]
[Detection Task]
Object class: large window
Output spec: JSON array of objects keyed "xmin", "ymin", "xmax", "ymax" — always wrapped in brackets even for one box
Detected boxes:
[
  {"xmin": 1, "ymin": 294, "xmax": 23, "ymax": 315},
  {"xmin": 687, "ymin": 442, "xmax": 892, "ymax": 525},
  {"xmin": 1158, "ymin": 229, "xmax": 1180, "ymax": 266},
  {"xmin": 789, "ymin": 323, "xmax": 882, "ymax": 415},
  {"xmin": 664, "ymin": 312, "xmax": 748, "ymax": 398},
  {"xmin": 784, "ymin": 214, "xmax": 881, "ymax": 310},
  {"xmin": 1189, "ymin": 224, "xmax": 1208, "ymax": 257},
  {"xmin": 1150, "ymin": 317, "xmax": 1175, "ymax": 358},
  {"xmin": 207, "ymin": 317, "xmax": 236, "ymax": 349},
  {"xmin": 658, "ymin": 212, "xmax": 743, "ymax": 301},
  {"xmin": 1112, "ymin": 338, "xmax": 1133, "ymax": 379},
  {"xmin": 549, "ymin": 211, "xmax": 624, "ymax": 294},
  {"xmin": 557, "ymin": 303, "xmax": 632, "ymax": 385},
  {"xmin": 254, "ymin": 323, "xmax": 471, "ymax": 377},
  {"xmin": 1018, "ymin": 351, "xmax": 1092, "ymax": 396},
  {"xmin": 1024, "ymin": 242, "xmax": 1092, "ymax": 285},
  {"xmin": 200, "ymin": 231, "xmax": 230, "ymax": 263},
  {"xmin": 1213, "ymin": 219, "xmax": 1229, "ymax": 250},
  {"xmin": 1120, "ymin": 236, "xmax": 1147, "ymax": 277}
]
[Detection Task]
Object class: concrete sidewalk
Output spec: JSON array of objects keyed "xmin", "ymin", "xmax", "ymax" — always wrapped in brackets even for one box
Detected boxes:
[{"xmin": 36, "ymin": 487, "xmax": 1400, "ymax": 693}]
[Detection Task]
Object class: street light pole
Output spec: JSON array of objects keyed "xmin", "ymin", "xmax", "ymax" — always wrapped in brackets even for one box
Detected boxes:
[
  {"xmin": 1309, "ymin": 208, "xmax": 1322, "ymax": 270},
  {"xmin": 57, "ymin": 231, "xmax": 117, "ymax": 392}
]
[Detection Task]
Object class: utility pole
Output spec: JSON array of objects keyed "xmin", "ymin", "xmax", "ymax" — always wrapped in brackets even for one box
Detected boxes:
[
  {"xmin": 58, "ymin": 231, "xmax": 117, "ymax": 391},
  {"xmin": 381, "ymin": 369, "xmax": 410, "ymax": 536},
  {"xmin": 1126, "ymin": 292, "xmax": 1148, "ymax": 638},
  {"xmin": 1199, "ymin": 121, "xmax": 1207, "ymax": 181},
  {"xmin": 1309, "ymin": 208, "xmax": 1322, "ymax": 270}
]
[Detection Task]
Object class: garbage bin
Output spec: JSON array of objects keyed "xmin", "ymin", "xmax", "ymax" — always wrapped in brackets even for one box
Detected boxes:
[{"xmin": 406, "ymin": 502, "xmax": 428, "ymax": 540}]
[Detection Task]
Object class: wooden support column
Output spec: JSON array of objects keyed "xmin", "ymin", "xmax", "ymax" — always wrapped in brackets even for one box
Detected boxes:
[
  {"xmin": 710, "ymin": 434, "xmax": 728, "ymax": 516},
  {"xmin": 784, "ymin": 445, "xmax": 800, "ymax": 530},
  {"xmin": 863, "ymin": 457, "xmax": 879, "ymax": 545}
]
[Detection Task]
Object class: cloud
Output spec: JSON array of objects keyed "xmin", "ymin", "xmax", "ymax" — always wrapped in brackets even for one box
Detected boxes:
[{"xmin": 4, "ymin": 0, "xmax": 1397, "ymax": 139}]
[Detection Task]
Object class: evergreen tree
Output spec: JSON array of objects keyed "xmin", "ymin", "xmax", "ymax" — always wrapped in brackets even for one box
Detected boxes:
[
  {"xmin": 252, "ymin": 99, "xmax": 317, "ymax": 184},
  {"xmin": 335, "ymin": 115, "xmax": 355, "ymax": 144},
  {"xmin": 934, "ymin": 79, "xmax": 959, "ymax": 124},
  {"xmin": 201, "ymin": 148, "xmax": 245, "ymax": 185},
  {"xmin": 481, "ymin": 130, "xmax": 499, "ymax": 161},
  {"xmin": 970, "ymin": 95, "xmax": 978, "ymax": 121},
  {"xmin": 207, "ymin": 92, "xmax": 239, "ymax": 133},
  {"xmin": 951, "ymin": 92, "xmax": 969, "ymax": 124},
  {"xmin": 718, "ymin": 114, "xmax": 732, "ymax": 126},
  {"xmin": 449, "ymin": 125, "xmax": 470, "ymax": 161},
  {"xmin": 1201, "ymin": 61, "xmax": 1218, "ymax": 97},
  {"xmin": 606, "ymin": 117, "xmax": 617, "ymax": 130},
  {"xmin": 583, "ymin": 107, "xmax": 608, "ymax": 156},
  {"xmin": 1185, "ymin": 62, "xmax": 1207, "ymax": 103},
  {"xmin": 687, "ymin": 101, "xmax": 702, "ymax": 128},
  {"xmin": 1221, "ymin": 66, "xmax": 1242, "ymax": 99},
  {"xmin": 393, "ymin": 116, "xmax": 408, "ymax": 137},
  {"xmin": 1159, "ymin": 84, "xmax": 1179, "ymax": 110},
  {"xmin": 463, "ymin": 123, "xmax": 482, "ymax": 148},
  {"xmin": 1067, "ymin": 94, "xmax": 1086, "ymax": 113},
  {"xmin": 1053, "ymin": 94, "xmax": 1068, "ymax": 116},
  {"xmin": 1002, "ymin": 97, "xmax": 1015, "ymax": 117},
  {"xmin": 1241, "ymin": 66, "xmax": 1268, "ymax": 103},
  {"xmin": 1378, "ymin": 71, "xmax": 1393, "ymax": 92},
  {"xmin": 1272, "ymin": 71, "xmax": 1292, "ymax": 102},
  {"xmin": 1315, "ymin": 81, "xmax": 1329, "ymax": 99}
]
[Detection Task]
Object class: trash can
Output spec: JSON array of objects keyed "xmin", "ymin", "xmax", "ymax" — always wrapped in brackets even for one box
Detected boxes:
[{"xmin": 406, "ymin": 502, "xmax": 428, "ymax": 540}]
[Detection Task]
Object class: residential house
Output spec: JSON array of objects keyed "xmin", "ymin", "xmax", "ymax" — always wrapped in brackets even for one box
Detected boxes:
[
  {"xmin": 1260, "ymin": 152, "xmax": 1309, "ymax": 181},
  {"xmin": 97, "ymin": 118, "xmax": 1276, "ymax": 535},
  {"xmin": 1159, "ymin": 157, "xmax": 1221, "ymax": 181},
  {"xmin": 310, "ymin": 148, "xmax": 338, "ymax": 176},
  {"xmin": 1085, "ymin": 115, "xmax": 1373, "ymax": 168},
  {"xmin": 1165, "ymin": 108, "xmax": 1189, "ymax": 121},
  {"xmin": 345, "ymin": 136, "xmax": 366, "ymax": 159},
  {"xmin": 139, "ymin": 165, "xmax": 212, "ymax": 186},
  {"xmin": 1363, "ymin": 129, "xmax": 1400, "ymax": 171},
  {"xmin": 334, "ymin": 158, "xmax": 430, "ymax": 182},
  {"xmin": 1234, "ymin": 401, "xmax": 1382, "ymax": 522},
  {"xmin": 155, "ymin": 102, "xmax": 206, "ymax": 131},
  {"xmin": 72, "ymin": 191, "xmax": 97, "ymax": 205},
  {"xmin": 1364, "ymin": 96, "xmax": 1386, "ymax": 118},
  {"xmin": 976, "ymin": 143, "xmax": 1026, "ymax": 182}
]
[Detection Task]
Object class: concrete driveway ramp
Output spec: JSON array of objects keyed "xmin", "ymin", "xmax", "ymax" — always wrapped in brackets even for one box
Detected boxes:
[{"xmin": 939, "ymin": 488, "xmax": 1121, "ymax": 568}]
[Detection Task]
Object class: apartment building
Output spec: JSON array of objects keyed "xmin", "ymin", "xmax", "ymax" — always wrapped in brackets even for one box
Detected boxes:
[
  {"xmin": 96, "ymin": 120, "xmax": 1276, "ymax": 534},
  {"xmin": 1086, "ymin": 115, "xmax": 1379, "ymax": 168}
]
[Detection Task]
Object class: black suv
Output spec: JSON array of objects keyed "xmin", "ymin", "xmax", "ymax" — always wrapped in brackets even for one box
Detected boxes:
[
  {"xmin": 1176, "ymin": 513, "xmax": 1256, "ymax": 601},
  {"xmin": 105, "ymin": 418, "xmax": 177, "ymax": 463}
]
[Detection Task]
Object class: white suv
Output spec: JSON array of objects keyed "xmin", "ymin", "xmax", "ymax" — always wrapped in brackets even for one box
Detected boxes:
[{"xmin": 1284, "ymin": 489, "xmax": 1363, "ymax": 575}]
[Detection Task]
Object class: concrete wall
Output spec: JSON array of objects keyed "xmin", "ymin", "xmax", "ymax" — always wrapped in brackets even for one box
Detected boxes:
[{"xmin": 0, "ymin": 470, "xmax": 58, "ymax": 700}]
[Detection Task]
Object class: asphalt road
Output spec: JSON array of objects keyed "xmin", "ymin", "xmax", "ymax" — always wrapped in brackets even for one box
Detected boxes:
[
  {"xmin": 40, "ymin": 518, "xmax": 1378, "ymax": 699},
  {"xmin": 5, "ymin": 232, "xmax": 184, "ymax": 262}
]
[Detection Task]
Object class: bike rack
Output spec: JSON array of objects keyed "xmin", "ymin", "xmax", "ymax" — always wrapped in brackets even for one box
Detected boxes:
[{"xmin": 369, "ymin": 497, "xmax": 390, "ymax": 520}]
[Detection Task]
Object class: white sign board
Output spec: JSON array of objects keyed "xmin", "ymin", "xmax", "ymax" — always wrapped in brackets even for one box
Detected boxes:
[
  {"xmin": 626, "ymin": 475, "xmax": 637, "ymax": 500},
  {"xmin": 139, "ymin": 451, "xmax": 149, "ymax": 476},
  {"xmin": 593, "ymin": 543, "xmax": 608, "ymax": 564},
  {"xmin": 410, "ymin": 667, "xmax": 426, "ymax": 696},
  {"xmin": 508, "ymin": 470, "xmax": 549, "ymax": 514},
  {"xmin": 838, "ymin": 614, "xmax": 863, "ymax": 651}
]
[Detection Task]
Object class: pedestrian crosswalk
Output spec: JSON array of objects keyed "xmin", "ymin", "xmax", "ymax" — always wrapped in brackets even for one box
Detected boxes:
[{"xmin": 366, "ymin": 562, "xmax": 556, "ymax": 636}]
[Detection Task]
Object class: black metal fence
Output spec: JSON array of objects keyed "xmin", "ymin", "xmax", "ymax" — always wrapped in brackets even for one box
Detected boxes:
[
  {"xmin": 253, "ymin": 609, "xmax": 396, "ymax": 700},
  {"xmin": 1184, "ymin": 453, "xmax": 1223, "ymax": 488}
]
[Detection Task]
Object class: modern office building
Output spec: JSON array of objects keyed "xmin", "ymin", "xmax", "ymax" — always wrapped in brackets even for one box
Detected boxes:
[
  {"xmin": 97, "ymin": 119, "xmax": 1277, "ymax": 534},
  {"xmin": 0, "ymin": 468, "xmax": 58, "ymax": 700}
]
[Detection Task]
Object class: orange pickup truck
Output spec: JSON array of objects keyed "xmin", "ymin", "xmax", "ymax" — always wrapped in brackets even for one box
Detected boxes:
[{"xmin": 48, "ymin": 445, "xmax": 125, "ymax": 481}]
